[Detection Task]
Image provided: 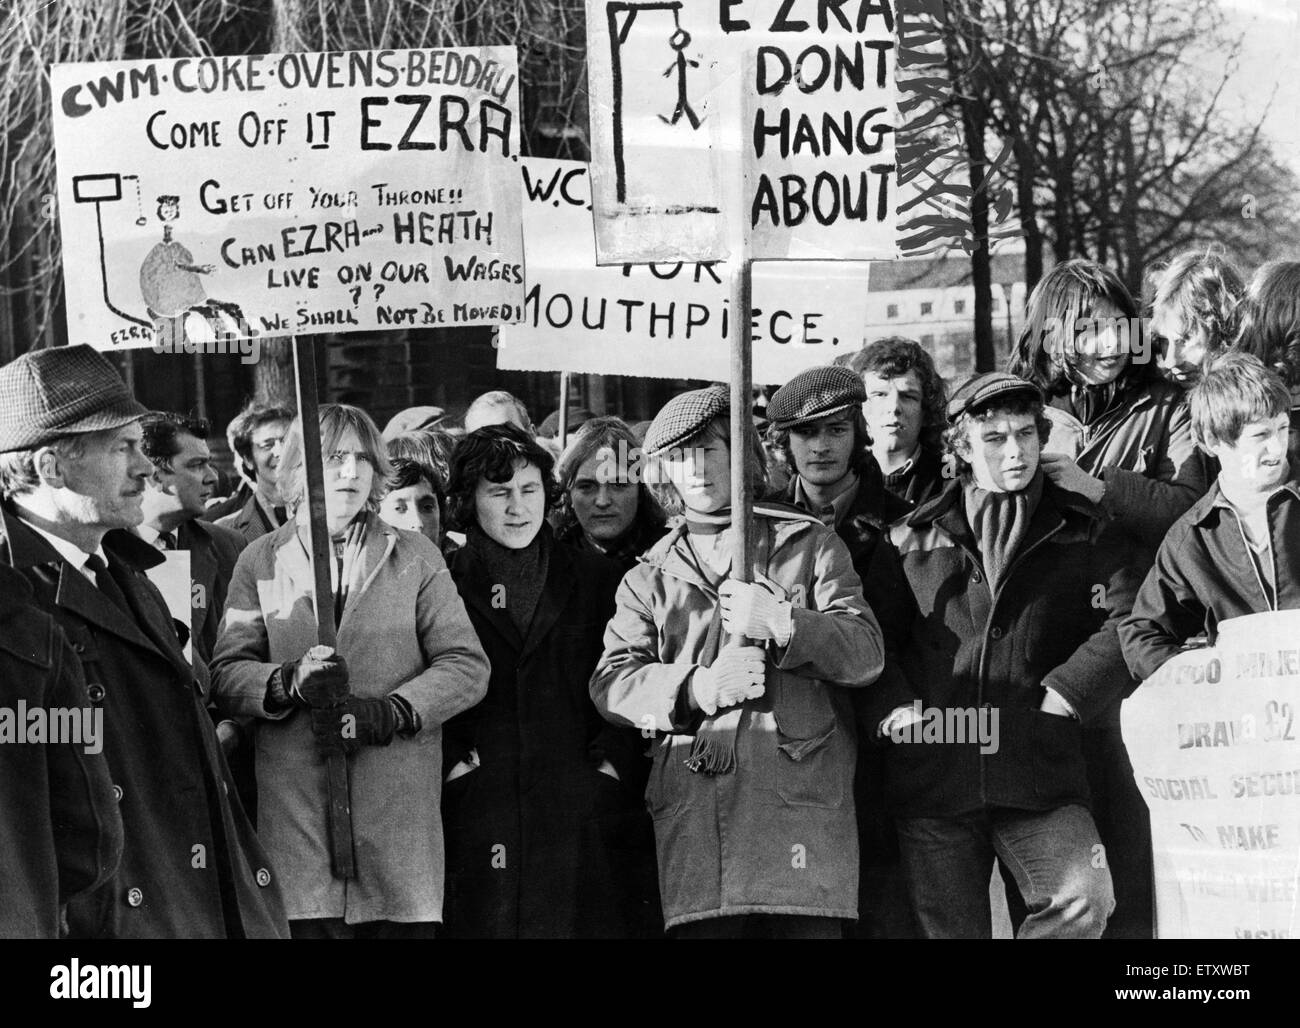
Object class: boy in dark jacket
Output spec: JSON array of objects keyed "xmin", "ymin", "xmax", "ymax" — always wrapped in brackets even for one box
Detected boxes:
[
  {"xmin": 869, "ymin": 372, "xmax": 1141, "ymax": 938},
  {"xmin": 1122, "ymin": 353, "xmax": 1299, "ymax": 679}
]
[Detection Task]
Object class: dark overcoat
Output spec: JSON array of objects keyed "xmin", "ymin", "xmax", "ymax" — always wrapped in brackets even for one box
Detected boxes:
[
  {"xmin": 0, "ymin": 564, "xmax": 123, "ymax": 938},
  {"xmin": 442, "ymin": 532, "xmax": 638, "ymax": 938},
  {"xmin": 0, "ymin": 502, "xmax": 289, "ymax": 939}
]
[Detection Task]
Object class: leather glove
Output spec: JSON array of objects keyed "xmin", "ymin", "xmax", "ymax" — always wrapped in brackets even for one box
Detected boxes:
[
  {"xmin": 285, "ymin": 645, "xmax": 349, "ymax": 708},
  {"xmin": 718, "ymin": 578, "xmax": 792, "ymax": 644},
  {"xmin": 312, "ymin": 696, "xmax": 397, "ymax": 756},
  {"xmin": 690, "ymin": 646, "xmax": 766, "ymax": 716}
]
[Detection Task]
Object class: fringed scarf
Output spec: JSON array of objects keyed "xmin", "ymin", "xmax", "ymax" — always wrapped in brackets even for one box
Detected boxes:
[{"xmin": 680, "ymin": 507, "xmax": 750, "ymax": 776}]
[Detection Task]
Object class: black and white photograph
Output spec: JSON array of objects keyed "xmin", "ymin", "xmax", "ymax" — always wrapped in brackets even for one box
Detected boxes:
[{"xmin": 0, "ymin": 0, "xmax": 1297, "ymax": 1009}]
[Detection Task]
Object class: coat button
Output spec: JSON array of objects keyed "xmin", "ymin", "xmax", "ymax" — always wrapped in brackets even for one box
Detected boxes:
[
  {"xmin": 989, "ymin": 626, "xmax": 1003, "ymax": 640},
  {"xmin": 72, "ymin": 642, "xmax": 85, "ymax": 654},
  {"xmin": 126, "ymin": 887, "xmax": 143, "ymax": 907},
  {"xmin": 255, "ymin": 868, "xmax": 272, "ymax": 888},
  {"xmin": 112, "ymin": 785, "xmax": 123, "ymax": 803},
  {"xmin": 971, "ymin": 570, "xmax": 982, "ymax": 584},
  {"xmin": 87, "ymin": 683, "xmax": 106, "ymax": 703}
]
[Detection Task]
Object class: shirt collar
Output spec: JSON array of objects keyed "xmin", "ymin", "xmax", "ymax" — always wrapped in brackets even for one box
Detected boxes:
[
  {"xmin": 1206, "ymin": 479, "xmax": 1300, "ymax": 516},
  {"xmin": 881, "ymin": 446, "xmax": 921, "ymax": 483},
  {"xmin": 136, "ymin": 522, "xmax": 162, "ymax": 547},
  {"xmin": 16, "ymin": 516, "xmax": 107, "ymax": 580},
  {"xmin": 793, "ymin": 472, "xmax": 860, "ymax": 527}
]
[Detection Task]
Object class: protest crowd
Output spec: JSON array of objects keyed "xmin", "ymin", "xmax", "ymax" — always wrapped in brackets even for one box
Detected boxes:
[{"xmin": 2, "ymin": 251, "xmax": 1300, "ymax": 941}]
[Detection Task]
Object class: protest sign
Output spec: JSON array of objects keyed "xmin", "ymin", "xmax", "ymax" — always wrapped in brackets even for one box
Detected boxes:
[
  {"xmin": 1121, "ymin": 610, "xmax": 1300, "ymax": 939},
  {"xmin": 743, "ymin": 36, "xmax": 895, "ymax": 260},
  {"xmin": 50, "ymin": 49, "xmax": 524, "ymax": 355},
  {"xmin": 585, "ymin": 0, "xmax": 897, "ymax": 263},
  {"xmin": 497, "ymin": 159, "xmax": 872, "ymax": 383}
]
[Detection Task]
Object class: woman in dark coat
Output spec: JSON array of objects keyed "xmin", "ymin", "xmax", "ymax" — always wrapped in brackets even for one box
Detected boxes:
[{"xmin": 440, "ymin": 424, "xmax": 644, "ymax": 938}]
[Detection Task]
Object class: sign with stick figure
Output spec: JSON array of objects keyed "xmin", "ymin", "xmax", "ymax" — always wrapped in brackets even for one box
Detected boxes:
[
  {"xmin": 586, "ymin": 0, "xmax": 898, "ymax": 263},
  {"xmin": 50, "ymin": 48, "xmax": 524, "ymax": 353}
]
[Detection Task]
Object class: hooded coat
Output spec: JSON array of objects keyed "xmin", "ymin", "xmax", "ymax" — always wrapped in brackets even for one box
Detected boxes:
[{"xmin": 590, "ymin": 503, "xmax": 884, "ymax": 929}]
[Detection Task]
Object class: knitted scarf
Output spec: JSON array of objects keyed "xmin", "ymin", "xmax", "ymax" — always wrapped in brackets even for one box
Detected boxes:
[
  {"xmin": 963, "ymin": 470, "xmax": 1044, "ymax": 593},
  {"xmin": 467, "ymin": 523, "xmax": 550, "ymax": 637}
]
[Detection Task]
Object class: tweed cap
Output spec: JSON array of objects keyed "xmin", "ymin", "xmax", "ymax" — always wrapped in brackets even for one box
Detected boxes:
[
  {"xmin": 767, "ymin": 365, "xmax": 866, "ymax": 431},
  {"xmin": 946, "ymin": 372, "xmax": 1042, "ymax": 424},
  {"xmin": 0, "ymin": 345, "xmax": 148, "ymax": 453},
  {"xmin": 643, "ymin": 385, "xmax": 730, "ymax": 457}
]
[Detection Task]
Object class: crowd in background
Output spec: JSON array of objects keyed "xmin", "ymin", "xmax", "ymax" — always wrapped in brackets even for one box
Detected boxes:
[{"xmin": 3, "ymin": 250, "xmax": 1300, "ymax": 940}]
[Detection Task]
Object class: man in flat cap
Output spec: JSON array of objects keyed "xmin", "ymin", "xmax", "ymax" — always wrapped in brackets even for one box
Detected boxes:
[
  {"xmin": 767, "ymin": 364, "xmax": 918, "ymax": 937},
  {"xmin": 0, "ymin": 344, "xmax": 287, "ymax": 939},
  {"xmin": 591, "ymin": 386, "xmax": 884, "ymax": 938},
  {"xmin": 863, "ymin": 372, "xmax": 1141, "ymax": 938}
]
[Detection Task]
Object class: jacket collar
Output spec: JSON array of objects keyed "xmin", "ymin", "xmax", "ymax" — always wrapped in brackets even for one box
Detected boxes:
[
  {"xmin": 1189, "ymin": 478, "xmax": 1300, "ymax": 527},
  {"xmin": 907, "ymin": 475, "xmax": 1093, "ymax": 576},
  {"xmin": 272, "ymin": 515, "xmax": 398, "ymax": 634},
  {"xmin": 1, "ymin": 502, "xmax": 184, "ymax": 663}
]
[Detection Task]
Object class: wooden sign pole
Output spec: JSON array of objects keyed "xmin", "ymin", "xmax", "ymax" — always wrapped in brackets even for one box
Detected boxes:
[
  {"xmin": 730, "ymin": 258, "xmax": 754, "ymax": 584},
  {"xmin": 292, "ymin": 335, "xmax": 356, "ymax": 880},
  {"xmin": 558, "ymin": 369, "xmax": 571, "ymax": 451}
]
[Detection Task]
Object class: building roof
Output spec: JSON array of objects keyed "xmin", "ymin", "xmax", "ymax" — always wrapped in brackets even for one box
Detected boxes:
[{"xmin": 867, "ymin": 252, "xmax": 1033, "ymax": 292}]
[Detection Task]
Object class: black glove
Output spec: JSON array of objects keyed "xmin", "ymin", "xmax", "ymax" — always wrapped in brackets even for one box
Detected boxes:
[
  {"xmin": 312, "ymin": 696, "xmax": 397, "ymax": 756},
  {"xmin": 285, "ymin": 645, "xmax": 349, "ymax": 708}
]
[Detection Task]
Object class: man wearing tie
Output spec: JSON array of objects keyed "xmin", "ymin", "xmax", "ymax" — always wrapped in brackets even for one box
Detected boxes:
[
  {"xmin": 137, "ymin": 413, "xmax": 247, "ymax": 671},
  {"xmin": 0, "ymin": 345, "xmax": 287, "ymax": 939}
]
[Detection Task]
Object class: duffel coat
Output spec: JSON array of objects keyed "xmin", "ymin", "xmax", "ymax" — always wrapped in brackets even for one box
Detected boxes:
[
  {"xmin": 590, "ymin": 502, "xmax": 885, "ymax": 929},
  {"xmin": 210, "ymin": 516, "xmax": 489, "ymax": 924},
  {"xmin": 864, "ymin": 479, "xmax": 1143, "ymax": 818},
  {"xmin": 0, "ymin": 564, "xmax": 123, "ymax": 938},
  {"xmin": 0, "ymin": 502, "xmax": 288, "ymax": 938},
  {"xmin": 441, "ymin": 531, "xmax": 640, "ymax": 938}
]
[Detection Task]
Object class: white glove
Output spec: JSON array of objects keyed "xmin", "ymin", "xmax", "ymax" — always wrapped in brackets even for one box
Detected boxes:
[
  {"xmin": 691, "ymin": 646, "xmax": 767, "ymax": 715},
  {"xmin": 718, "ymin": 578, "xmax": 793, "ymax": 644}
]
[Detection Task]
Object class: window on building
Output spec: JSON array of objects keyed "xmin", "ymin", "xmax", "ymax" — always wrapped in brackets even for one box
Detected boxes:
[
  {"xmin": 954, "ymin": 299, "xmax": 966, "ymax": 314},
  {"xmin": 921, "ymin": 334, "xmax": 935, "ymax": 348},
  {"xmin": 886, "ymin": 304, "xmax": 899, "ymax": 319},
  {"xmin": 920, "ymin": 301, "xmax": 933, "ymax": 316}
]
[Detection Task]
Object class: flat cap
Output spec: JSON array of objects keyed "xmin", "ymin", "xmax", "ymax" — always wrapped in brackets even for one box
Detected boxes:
[
  {"xmin": 946, "ymin": 372, "xmax": 1042, "ymax": 423},
  {"xmin": 383, "ymin": 405, "xmax": 446, "ymax": 440},
  {"xmin": 767, "ymin": 365, "xmax": 866, "ymax": 431},
  {"xmin": 0, "ymin": 345, "xmax": 148, "ymax": 453},
  {"xmin": 643, "ymin": 385, "xmax": 729, "ymax": 457}
]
